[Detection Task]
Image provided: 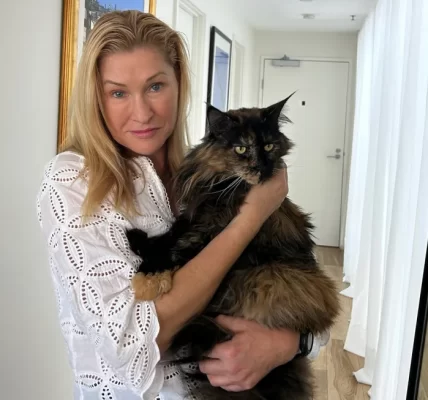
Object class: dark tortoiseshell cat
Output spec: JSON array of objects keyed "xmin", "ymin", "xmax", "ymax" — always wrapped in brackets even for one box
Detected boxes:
[{"xmin": 126, "ymin": 94, "xmax": 340, "ymax": 399}]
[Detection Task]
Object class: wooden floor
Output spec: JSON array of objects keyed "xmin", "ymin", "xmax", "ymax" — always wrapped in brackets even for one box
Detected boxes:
[
  {"xmin": 312, "ymin": 246, "xmax": 371, "ymax": 400},
  {"xmin": 418, "ymin": 333, "xmax": 428, "ymax": 399}
]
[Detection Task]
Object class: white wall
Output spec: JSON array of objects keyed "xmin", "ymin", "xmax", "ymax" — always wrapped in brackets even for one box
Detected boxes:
[
  {"xmin": 183, "ymin": 0, "xmax": 256, "ymax": 107},
  {"xmin": 0, "ymin": 1, "xmax": 73, "ymax": 399},
  {"xmin": 157, "ymin": 0, "xmax": 256, "ymax": 143},
  {"xmin": 254, "ymin": 31, "xmax": 358, "ymax": 248}
]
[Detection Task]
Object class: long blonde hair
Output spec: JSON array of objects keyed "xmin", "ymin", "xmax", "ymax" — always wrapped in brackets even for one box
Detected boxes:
[{"xmin": 62, "ymin": 10, "xmax": 191, "ymax": 217}]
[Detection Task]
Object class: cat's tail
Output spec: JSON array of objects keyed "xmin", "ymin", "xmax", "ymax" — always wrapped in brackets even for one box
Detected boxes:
[
  {"xmin": 179, "ymin": 357, "xmax": 314, "ymax": 400},
  {"xmin": 255, "ymin": 357, "xmax": 314, "ymax": 400}
]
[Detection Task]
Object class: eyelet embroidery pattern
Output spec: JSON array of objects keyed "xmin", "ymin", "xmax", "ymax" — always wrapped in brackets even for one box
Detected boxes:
[
  {"xmin": 86, "ymin": 258, "xmax": 128, "ymax": 278},
  {"xmin": 61, "ymin": 320, "xmax": 85, "ymax": 337},
  {"xmin": 62, "ymin": 231, "xmax": 85, "ymax": 272},
  {"xmin": 37, "ymin": 151, "xmax": 193, "ymax": 400},
  {"xmin": 108, "ymin": 223, "xmax": 131, "ymax": 259},
  {"xmin": 48, "ymin": 227, "xmax": 60, "ymax": 250},
  {"xmin": 49, "ymin": 186, "xmax": 66, "ymax": 224},
  {"xmin": 51, "ymin": 167, "xmax": 80, "ymax": 183},
  {"xmin": 108, "ymin": 291, "xmax": 133, "ymax": 317},
  {"xmin": 75, "ymin": 373, "xmax": 104, "ymax": 389},
  {"xmin": 68, "ymin": 214, "xmax": 107, "ymax": 229}
]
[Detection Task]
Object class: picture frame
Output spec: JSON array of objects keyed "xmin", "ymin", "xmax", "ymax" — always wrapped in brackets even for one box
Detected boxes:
[
  {"xmin": 57, "ymin": 0, "xmax": 157, "ymax": 151},
  {"xmin": 206, "ymin": 26, "xmax": 232, "ymax": 112}
]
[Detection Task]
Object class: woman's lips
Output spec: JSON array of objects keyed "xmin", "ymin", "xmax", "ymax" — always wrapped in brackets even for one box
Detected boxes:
[{"xmin": 130, "ymin": 128, "xmax": 160, "ymax": 138}]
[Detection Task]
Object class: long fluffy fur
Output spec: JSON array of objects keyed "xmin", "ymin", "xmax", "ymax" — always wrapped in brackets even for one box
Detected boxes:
[{"xmin": 126, "ymin": 96, "xmax": 341, "ymax": 399}]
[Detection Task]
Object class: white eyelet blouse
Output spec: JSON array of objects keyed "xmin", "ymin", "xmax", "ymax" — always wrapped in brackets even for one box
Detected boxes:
[
  {"xmin": 36, "ymin": 151, "xmax": 199, "ymax": 400},
  {"xmin": 36, "ymin": 150, "xmax": 325, "ymax": 400}
]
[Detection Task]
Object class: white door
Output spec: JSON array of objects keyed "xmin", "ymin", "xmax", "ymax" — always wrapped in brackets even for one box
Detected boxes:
[{"xmin": 262, "ymin": 59, "xmax": 349, "ymax": 247}]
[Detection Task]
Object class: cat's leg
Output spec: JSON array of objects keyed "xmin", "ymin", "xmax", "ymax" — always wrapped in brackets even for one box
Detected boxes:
[
  {"xmin": 126, "ymin": 228, "xmax": 176, "ymax": 300},
  {"xmin": 126, "ymin": 219, "xmax": 191, "ymax": 300},
  {"xmin": 126, "ymin": 228, "xmax": 149, "ymax": 258},
  {"xmin": 131, "ymin": 268, "xmax": 178, "ymax": 301},
  {"xmin": 171, "ymin": 314, "xmax": 233, "ymax": 362}
]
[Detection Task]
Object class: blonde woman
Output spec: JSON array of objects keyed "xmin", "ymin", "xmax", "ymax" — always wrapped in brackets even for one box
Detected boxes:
[{"xmin": 37, "ymin": 11, "xmax": 324, "ymax": 400}]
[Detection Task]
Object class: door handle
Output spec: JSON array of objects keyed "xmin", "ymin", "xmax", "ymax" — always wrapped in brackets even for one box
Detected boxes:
[{"xmin": 327, "ymin": 154, "xmax": 341, "ymax": 159}]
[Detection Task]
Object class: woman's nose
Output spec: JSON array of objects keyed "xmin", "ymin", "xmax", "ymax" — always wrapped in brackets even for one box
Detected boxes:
[{"xmin": 131, "ymin": 94, "xmax": 154, "ymax": 123}]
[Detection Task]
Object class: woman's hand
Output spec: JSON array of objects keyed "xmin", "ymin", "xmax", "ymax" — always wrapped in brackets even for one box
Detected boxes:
[
  {"xmin": 238, "ymin": 167, "xmax": 289, "ymax": 228},
  {"xmin": 198, "ymin": 315, "xmax": 299, "ymax": 392}
]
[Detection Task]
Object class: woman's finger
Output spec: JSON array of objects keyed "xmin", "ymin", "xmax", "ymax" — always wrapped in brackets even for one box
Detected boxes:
[
  {"xmin": 207, "ymin": 373, "xmax": 236, "ymax": 388},
  {"xmin": 198, "ymin": 359, "xmax": 224, "ymax": 375},
  {"xmin": 220, "ymin": 385, "xmax": 243, "ymax": 392}
]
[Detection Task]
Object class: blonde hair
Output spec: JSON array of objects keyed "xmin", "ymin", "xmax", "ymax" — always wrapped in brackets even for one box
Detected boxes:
[{"xmin": 62, "ymin": 10, "xmax": 191, "ymax": 217}]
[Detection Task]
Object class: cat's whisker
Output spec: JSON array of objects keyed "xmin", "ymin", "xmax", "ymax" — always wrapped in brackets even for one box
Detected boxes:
[
  {"xmin": 209, "ymin": 176, "xmax": 240, "ymax": 195},
  {"xmin": 211, "ymin": 177, "xmax": 242, "ymax": 205},
  {"xmin": 203, "ymin": 174, "xmax": 238, "ymax": 188},
  {"xmin": 219, "ymin": 181, "xmax": 237, "ymax": 202},
  {"xmin": 227, "ymin": 177, "xmax": 244, "ymax": 206},
  {"xmin": 221, "ymin": 179, "xmax": 243, "ymax": 206}
]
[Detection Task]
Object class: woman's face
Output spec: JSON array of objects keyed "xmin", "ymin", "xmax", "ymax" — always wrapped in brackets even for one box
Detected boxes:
[{"xmin": 99, "ymin": 46, "xmax": 179, "ymax": 158}]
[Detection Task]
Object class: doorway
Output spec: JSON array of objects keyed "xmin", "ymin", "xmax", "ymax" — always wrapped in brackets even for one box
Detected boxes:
[{"xmin": 261, "ymin": 58, "xmax": 350, "ymax": 247}]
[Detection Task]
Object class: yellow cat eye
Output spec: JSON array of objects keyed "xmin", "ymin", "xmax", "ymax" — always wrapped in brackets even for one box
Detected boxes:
[
  {"xmin": 264, "ymin": 144, "xmax": 274, "ymax": 152},
  {"xmin": 235, "ymin": 146, "xmax": 247, "ymax": 154}
]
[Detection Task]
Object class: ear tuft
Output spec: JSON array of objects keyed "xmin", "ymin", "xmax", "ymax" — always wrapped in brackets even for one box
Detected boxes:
[{"xmin": 264, "ymin": 91, "xmax": 297, "ymax": 125}]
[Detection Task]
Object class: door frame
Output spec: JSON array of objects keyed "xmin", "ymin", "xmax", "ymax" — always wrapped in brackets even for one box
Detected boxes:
[
  {"xmin": 229, "ymin": 38, "xmax": 245, "ymax": 109},
  {"xmin": 173, "ymin": 0, "xmax": 207, "ymax": 145},
  {"xmin": 259, "ymin": 55, "xmax": 355, "ymax": 249}
]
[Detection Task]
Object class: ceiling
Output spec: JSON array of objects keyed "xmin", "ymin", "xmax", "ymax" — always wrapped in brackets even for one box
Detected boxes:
[{"xmin": 228, "ymin": 0, "xmax": 377, "ymax": 32}]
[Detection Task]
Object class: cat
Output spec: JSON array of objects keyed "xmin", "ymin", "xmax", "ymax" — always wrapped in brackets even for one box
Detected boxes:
[{"xmin": 126, "ymin": 93, "xmax": 341, "ymax": 399}]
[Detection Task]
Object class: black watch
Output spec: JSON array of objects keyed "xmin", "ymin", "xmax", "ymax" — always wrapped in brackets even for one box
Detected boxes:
[{"xmin": 296, "ymin": 331, "xmax": 314, "ymax": 358}]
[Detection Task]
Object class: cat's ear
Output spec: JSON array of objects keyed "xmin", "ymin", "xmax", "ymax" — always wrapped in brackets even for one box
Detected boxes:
[
  {"xmin": 206, "ymin": 105, "xmax": 233, "ymax": 136},
  {"xmin": 263, "ymin": 91, "xmax": 296, "ymax": 124}
]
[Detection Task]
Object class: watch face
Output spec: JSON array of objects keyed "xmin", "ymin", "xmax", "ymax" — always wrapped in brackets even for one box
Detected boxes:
[
  {"xmin": 299, "ymin": 332, "xmax": 314, "ymax": 356},
  {"xmin": 307, "ymin": 332, "xmax": 314, "ymax": 353}
]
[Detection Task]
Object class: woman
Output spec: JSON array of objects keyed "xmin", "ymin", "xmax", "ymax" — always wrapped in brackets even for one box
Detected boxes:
[{"xmin": 37, "ymin": 11, "xmax": 325, "ymax": 400}]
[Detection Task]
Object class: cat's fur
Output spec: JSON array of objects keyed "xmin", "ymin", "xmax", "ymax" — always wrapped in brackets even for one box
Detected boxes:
[{"xmin": 126, "ymin": 94, "xmax": 341, "ymax": 399}]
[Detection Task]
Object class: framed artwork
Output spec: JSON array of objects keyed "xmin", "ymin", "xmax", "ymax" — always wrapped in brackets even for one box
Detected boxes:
[
  {"xmin": 57, "ymin": 0, "xmax": 156, "ymax": 151},
  {"xmin": 206, "ymin": 26, "xmax": 232, "ymax": 112}
]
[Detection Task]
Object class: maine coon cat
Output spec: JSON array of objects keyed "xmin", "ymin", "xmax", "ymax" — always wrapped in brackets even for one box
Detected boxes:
[{"xmin": 126, "ymin": 94, "xmax": 341, "ymax": 399}]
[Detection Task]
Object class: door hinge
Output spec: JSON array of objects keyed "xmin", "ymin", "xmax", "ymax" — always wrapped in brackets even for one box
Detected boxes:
[{"xmin": 261, "ymin": 79, "xmax": 264, "ymax": 90}]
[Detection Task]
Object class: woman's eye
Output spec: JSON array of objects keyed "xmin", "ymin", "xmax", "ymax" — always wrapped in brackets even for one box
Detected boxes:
[
  {"xmin": 234, "ymin": 146, "xmax": 247, "ymax": 154},
  {"xmin": 264, "ymin": 144, "xmax": 274, "ymax": 152},
  {"xmin": 150, "ymin": 82, "xmax": 163, "ymax": 92},
  {"xmin": 112, "ymin": 91, "xmax": 125, "ymax": 98}
]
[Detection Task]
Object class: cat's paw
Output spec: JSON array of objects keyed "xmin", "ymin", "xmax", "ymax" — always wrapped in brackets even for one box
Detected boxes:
[{"xmin": 131, "ymin": 271, "xmax": 174, "ymax": 300}]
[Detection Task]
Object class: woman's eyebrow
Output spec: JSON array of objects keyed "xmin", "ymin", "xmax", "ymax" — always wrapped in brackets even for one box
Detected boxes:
[
  {"xmin": 103, "ymin": 80, "xmax": 127, "ymax": 87},
  {"xmin": 146, "ymin": 71, "xmax": 167, "ymax": 81},
  {"xmin": 103, "ymin": 72, "xmax": 167, "ymax": 87}
]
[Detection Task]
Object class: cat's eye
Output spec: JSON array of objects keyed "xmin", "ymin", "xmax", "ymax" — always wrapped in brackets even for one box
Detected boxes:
[
  {"xmin": 264, "ymin": 144, "xmax": 274, "ymax": 152},
  {"xmin": 234, "ymin": 146, "xmax": 247, "ymax": 154}
]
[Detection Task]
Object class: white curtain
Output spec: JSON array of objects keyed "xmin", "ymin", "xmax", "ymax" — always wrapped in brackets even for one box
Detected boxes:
[{"xmin": 342, "ymin": 0, "xmax": 428, "ymax": 397}]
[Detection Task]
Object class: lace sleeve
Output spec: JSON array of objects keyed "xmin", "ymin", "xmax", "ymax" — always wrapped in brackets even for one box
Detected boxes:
[{"xmin": 36, "ymin": 152, "xmax": 164, "ymax": 398}]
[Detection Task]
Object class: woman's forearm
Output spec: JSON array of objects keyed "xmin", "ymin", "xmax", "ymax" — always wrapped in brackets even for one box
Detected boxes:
[{"xmin": 154, "ymin": 212, "xmax": 262, "ymax": 353}]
